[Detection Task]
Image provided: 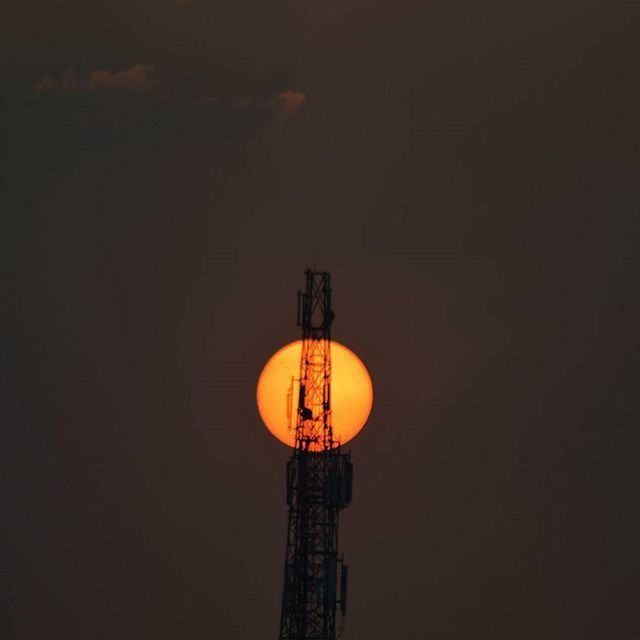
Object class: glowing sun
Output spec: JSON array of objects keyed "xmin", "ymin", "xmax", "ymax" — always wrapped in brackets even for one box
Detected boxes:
[{"xmin": 257, "ymin": 340, "xmax": 373, "ymax": 448}]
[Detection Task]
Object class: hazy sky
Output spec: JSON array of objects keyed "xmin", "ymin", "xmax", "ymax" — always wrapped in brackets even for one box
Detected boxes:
[{"xmin": 3, "ymin": 1, "xmax": 639, "ymax": 638}]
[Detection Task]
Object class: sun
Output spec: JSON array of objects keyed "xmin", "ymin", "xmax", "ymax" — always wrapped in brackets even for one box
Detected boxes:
[{"xmin": 257, "ymin": 340, "xmax": 373, "ymax": 448}]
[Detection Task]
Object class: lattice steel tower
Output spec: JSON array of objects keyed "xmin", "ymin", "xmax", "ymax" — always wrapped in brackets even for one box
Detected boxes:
[{"xmin": 278, "ymin": 270, "xmax": 352, "ymax": 640}]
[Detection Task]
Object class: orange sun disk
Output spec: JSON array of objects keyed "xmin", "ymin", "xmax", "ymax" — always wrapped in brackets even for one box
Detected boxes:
[{"xmin": 257, "ymin": 340, "xmax": 373, "ymax": 448}]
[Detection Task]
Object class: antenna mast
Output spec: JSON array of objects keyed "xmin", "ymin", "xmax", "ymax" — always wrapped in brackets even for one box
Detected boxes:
[{"xmin": 279, "ymin": 270, "xmax": 352, "ymax": 640}]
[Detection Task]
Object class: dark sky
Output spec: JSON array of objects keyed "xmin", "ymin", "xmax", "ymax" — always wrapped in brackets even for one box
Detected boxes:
[{"xmin": 3, "ymin": 1, "xmax": 639, "ymax": 638}]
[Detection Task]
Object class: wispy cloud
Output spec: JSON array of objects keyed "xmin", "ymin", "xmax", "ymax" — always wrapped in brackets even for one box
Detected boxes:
[
  {"xmin": 27, "ymin": 65, "xmax": 306, "ymax": 138},
  {"xmin": 269, "ymin": 90, "xmax": 307, "ymax": 126},
  {"xmin": 33, "ymin": 65, "xmax": 159, "ymax": 97},
  {"xmin": 194, "ymin": 89, "xmax": 307, "ymax": 127}
]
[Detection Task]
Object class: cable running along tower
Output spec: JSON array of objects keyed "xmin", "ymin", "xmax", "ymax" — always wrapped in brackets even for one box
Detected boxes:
[{"xmin": 279, "ymin": 270, "xmax": 352, "ymax": 640}]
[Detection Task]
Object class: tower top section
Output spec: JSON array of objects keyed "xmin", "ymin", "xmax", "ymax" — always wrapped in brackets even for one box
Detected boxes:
[
  {"xmin": 297, "ymin": 270, "xmax": 335, "ymax": 337},
  {"xmin": 295, "ymin": 270, "xmax": 334, "ymax": 452}
]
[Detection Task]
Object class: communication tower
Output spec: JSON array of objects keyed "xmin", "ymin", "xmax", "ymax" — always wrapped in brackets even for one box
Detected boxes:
[{"xmin": 278, "ymin": 270, "xmax": 352, "ymax": 640}]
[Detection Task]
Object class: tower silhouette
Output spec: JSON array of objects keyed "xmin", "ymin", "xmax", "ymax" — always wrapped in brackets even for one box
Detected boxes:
[{"xmin": 278, "ymin": 270, "xmax": 352, "ymax": 640}]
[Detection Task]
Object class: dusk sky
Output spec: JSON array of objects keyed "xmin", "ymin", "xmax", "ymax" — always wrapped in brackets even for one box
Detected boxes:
[{"xmin": 3, "ymin": 1, "xmax": 639, "ymax": 638}]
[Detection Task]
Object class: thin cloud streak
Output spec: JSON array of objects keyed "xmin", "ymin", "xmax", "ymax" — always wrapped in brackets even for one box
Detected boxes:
[
  {"xmin": 32, "ymin": 65, "xmax": 159, "ymax": 97},
  {"xmin": 269, "ymin": 90, "xmax": 307, "ymax": 127}
]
